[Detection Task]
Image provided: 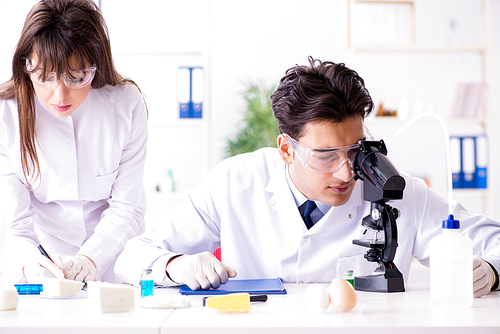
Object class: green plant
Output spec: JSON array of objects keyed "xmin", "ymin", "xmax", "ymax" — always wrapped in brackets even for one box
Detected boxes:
[{"xmin": 225, "ymin": 82, "xmax": 279, "ymax": 158}]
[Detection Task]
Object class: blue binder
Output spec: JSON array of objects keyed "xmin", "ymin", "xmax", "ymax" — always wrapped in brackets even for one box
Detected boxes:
[
  {"xmin": 462, "ymin": 137, "xmax": 475, "ymax": 188},
  {"xmin": 178, "ymin": 66, "xmax": 203, "ymax": 119},
  {"xmin": 450, "ymin": 136, "xmax": 462, "ymax": 189},
  {"xmin": 450, "ymin": 134, "xmax": 488, "ymax": 189},
  {"xmin": 475, "ymin": 134, "xmax": 488, "ymax": 188}
]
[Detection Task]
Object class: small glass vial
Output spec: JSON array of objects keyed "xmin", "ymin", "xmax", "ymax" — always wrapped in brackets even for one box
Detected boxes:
[
  {"xmin": 140, "ymin": 268, "xmax": 154, "ymax": 298},
  {"xmin": 343, "ymin": 270, "xmax": 355, "ymax": 288}
]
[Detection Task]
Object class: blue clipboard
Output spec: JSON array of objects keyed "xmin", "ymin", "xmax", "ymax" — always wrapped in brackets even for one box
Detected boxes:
[{"xmin": 179, "ymin": 278, "xmax": 287, "ymax": 295}]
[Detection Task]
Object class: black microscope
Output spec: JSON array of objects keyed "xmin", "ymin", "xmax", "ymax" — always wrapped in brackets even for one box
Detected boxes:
[{"xmin": 352, "ymin": 139, "xmax": 406, "ymax": 293}]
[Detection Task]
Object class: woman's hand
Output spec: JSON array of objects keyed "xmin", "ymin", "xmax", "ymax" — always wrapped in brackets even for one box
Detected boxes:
[
  {"xmin": 23, "ymin": 254, "xmax": 64, "ymax": 283},
  {"xmin": 62, "ymin": 254, "xmax": 97, "ymax": 282}
]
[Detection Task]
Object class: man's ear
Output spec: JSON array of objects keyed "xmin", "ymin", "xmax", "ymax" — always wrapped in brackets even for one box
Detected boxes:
[{"xmin": 277, "ymin": 134, "xmax": 293, "ymax": 164}]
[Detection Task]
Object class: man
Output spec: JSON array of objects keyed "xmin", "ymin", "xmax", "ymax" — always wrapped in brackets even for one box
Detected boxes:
[{"xmin": 115, "ymin": 57, "xmax": 499, "ymax": 298}]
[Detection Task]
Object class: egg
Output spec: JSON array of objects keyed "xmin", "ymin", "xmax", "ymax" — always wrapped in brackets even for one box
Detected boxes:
[
  {"xmin": 0, "ymin": 286, "xmax": 19, "ymax": 311},
  {"xmin": 304, "ymin": 284, "xmax": 330, "ymax": 312},
  {"xmin": 328, "ymin": 278, "xmax": 357, "ymax": 312}
]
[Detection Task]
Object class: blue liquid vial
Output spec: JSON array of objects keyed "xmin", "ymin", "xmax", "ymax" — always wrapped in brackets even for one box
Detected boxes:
[{"xmin": 140, "ymin": 268, "xmax": 154, "ymax": 298}]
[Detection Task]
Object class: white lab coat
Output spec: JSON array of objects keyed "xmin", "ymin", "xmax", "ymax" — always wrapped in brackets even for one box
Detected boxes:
[
  {"xmin": 115, "ymin": 148, "xmax": 500, "ymax": 286},
  {"xmin": 0, "ymin": 84, "xmax": 148, "ymax": 282}
]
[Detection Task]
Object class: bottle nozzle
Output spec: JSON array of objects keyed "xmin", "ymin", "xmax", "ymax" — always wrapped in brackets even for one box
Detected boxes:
[{"xmin": 442, "ymin": 214, "xmax": 460, "ymax": 229}]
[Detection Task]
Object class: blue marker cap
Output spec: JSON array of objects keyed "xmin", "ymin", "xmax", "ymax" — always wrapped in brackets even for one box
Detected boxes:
[{"xmin": 442, "ymin": 214, "xmax": 460, "ymax": 229}]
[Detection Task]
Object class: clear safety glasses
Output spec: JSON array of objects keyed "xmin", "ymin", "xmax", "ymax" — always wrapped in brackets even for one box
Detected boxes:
[
  {"xmin": 284, "ymin": 133, "xmax": 361, "ymax": 174},
  {"xmin": 26, "ymin": 59, "xmax": 97, "ymax": 89}
]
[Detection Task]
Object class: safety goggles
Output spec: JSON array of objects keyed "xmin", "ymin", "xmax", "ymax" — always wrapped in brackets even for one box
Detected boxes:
[
  {"xmin": 284, "ymin": 133, "xmax": 361, "ymax": 174},
  {"xmin": 26, "ymin": 59, "xmax": 96, "ymax": 89}
]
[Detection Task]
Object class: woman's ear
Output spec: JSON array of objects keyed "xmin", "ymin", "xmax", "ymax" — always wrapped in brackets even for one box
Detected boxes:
[{"xmin": 277, "ymin": 134, "xmax": 293, "ymax": 164}]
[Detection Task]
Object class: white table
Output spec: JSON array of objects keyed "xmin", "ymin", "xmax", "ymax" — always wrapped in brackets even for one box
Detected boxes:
[
  {"xmin": 1, "ymin": 263, "xmax": 500, "ymax": 333},
  {"xmin": 0, "ymin": 289, "xmax": 173, "ymax": 334},
  {"xmin": 162, "ymin": 266, "xmax": 500, "ymax": 334}
]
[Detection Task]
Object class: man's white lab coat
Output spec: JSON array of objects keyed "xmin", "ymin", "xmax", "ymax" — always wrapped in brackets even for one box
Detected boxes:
[
  {"xmin": 0, "ymin": 84, "xmax": 147, "ymax": 282},
  {"xmin": 115, "ymin": 148, "xmax": 500, "ymax": 287}
]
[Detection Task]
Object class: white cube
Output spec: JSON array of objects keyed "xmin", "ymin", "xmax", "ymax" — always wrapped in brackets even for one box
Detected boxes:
[
  {"xmin": 87, "ymin": 282, "xmax": 135, "ymax": 313},
  {"xmin": 42, "ymin": 278, "xmax": 84, "ymax": 298}
]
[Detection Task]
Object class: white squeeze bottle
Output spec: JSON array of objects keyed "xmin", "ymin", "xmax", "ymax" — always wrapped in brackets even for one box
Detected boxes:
[{"xmin": 430, "ymin": 214, "xmax": 473, "ymax": 308}]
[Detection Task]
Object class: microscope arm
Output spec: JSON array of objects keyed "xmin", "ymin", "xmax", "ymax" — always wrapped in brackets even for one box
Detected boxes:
[{"xmin": 380, "ymin": 202, "xmax": 399, "ymax": 266}]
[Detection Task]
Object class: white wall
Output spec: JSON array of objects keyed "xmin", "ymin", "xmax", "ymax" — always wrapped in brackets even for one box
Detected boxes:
[
  {"xmin": 208, "ymin": 0, "xmax": 349, "ymax": 162},
  {"xmin": 0, "ymin": 0, "xmax": 499, "ymax": 217}
]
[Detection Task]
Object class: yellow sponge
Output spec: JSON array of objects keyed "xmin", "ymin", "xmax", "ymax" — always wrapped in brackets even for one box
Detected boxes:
[{"xmin": 206, "ymin": 293, "xmax": 251, "ymax": 313}]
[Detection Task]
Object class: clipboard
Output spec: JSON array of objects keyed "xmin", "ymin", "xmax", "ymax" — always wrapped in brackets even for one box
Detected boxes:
[{"xmin": 179, "ymin": 278, "xmax": 287, "ymax": 295}]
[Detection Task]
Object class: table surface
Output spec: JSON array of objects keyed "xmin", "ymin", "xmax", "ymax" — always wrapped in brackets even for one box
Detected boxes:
[{"xmin": 1, "ymin": 263, "xmax": 500, "ymax": 334}]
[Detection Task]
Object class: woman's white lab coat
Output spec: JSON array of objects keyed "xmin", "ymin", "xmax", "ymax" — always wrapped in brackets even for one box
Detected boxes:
[
  {"xmin": 115, "ymin": 147, "xmax": 500, "ymax": 286},
  {"xmin": 0, "ymin": 84, "xmax": 147, "ymax": 282}
]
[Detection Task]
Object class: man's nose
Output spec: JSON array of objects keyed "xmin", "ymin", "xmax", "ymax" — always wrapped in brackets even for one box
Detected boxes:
[{"xmin": 332, "ymin": 159, "xmax": 353, "ymax": 182}]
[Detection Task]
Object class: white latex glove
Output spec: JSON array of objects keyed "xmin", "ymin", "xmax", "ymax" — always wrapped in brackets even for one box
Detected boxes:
[
  {"xmin": 167, "ymin": 251, "xmax": 237, "ymax": 290},
  {"xmin": 62, "ymin": 254, "xmax": 97, "ymax": 282},
  {"xmin": 23, "ymin": 254, "xmax": 65, "ymax": 283},
  {"xmin": 473, "ymin": 255, "xmax": 497, "ymax": 298}
]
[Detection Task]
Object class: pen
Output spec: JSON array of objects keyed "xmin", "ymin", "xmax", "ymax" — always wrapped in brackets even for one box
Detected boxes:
[
  {"xmin": 249, "ymin": 294, "xmax": 268, "ymax": 302},
  {"xmin": 37, "ymin": 244, "xmax": 69, "ymax": 282},
  {"xmin": 38, "ymin": 244, "xmax": 54, "ymax": 263}
]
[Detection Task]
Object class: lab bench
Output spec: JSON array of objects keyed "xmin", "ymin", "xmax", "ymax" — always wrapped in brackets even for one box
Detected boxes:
[{"xmin": 1, "ymin": 264, "xmax": 500, "ymax": 334}]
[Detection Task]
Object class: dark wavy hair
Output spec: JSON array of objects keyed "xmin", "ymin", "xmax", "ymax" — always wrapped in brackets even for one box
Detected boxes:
[
  {"xmin": 271, "ymin": 57, "xmax": 374, "ymax": 140},
  {"xmin": 0, "ymin": 0, "xmax": 144, "ymax": 185}
]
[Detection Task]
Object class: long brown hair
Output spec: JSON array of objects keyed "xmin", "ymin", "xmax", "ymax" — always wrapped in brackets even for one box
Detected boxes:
[{"xmin": 0, "ymin": 0, "xmax": 144, "ymax": 185}]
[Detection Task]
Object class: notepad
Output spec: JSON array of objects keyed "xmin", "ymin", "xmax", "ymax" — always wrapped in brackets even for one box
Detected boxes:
[{"xmin": 179, "ymin": 278, "xmax": 287, "ymax": 295}]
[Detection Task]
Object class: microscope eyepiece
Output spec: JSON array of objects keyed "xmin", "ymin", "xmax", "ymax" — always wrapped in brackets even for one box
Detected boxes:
[{"xmin": 354, "ymin": 140, "xmax": 406, "ymax": 203}]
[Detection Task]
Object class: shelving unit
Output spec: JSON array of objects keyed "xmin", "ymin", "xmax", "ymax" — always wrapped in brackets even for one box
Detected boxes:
[
  {"xmin": 347, "ymin": 0, "xmax": 493, "ymax": 216},
  {"xmin": 112, "ymin": 52, "xmax": 211, "ymax": 195}
]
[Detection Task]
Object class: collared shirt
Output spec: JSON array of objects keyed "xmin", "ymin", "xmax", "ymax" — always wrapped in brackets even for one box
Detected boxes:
[{"xmin": 285, "ymin": 165, "xmax": 331, "ymax": 226}]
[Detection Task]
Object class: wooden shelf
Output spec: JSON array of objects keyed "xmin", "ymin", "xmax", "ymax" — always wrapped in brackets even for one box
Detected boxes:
[
  {"xmin": 365, "ymin": 116, "xmax": 487, "ymax": 125},
  {"xmin": 148, "ymin": 119, "xmax": 206, "ymax": 128},
  {"xmin": 350, "ymin": 45, "xmax": 486, "ymax": 53}
]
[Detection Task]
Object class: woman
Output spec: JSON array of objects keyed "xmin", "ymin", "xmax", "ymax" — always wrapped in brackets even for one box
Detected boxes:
[{"xmin": 0, "ymin": 0, "xmax": 148, "ymax": 283}]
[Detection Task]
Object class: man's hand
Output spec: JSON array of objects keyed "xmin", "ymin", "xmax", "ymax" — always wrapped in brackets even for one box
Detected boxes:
[
  {"xmin": 166, "ymin": 251, "xmax": 237, "ymax": 290},
  {"xmin": 62, "ymin": 254, "xmax": 97, "ymax": 282},
  {"xmin": 23, "ymin": 254, "xmax": 65, "ymax": 283},
  {"xmin": 473, "ymin": 255, "xmax": 498, "ymax": 298}
]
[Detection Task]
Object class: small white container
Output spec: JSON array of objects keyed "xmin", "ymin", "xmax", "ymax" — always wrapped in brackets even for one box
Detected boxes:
[
  {"xmin": 430, "ymin": 214, "xmax": 473, "ymax": 308},
  {"xmin": 0, "ymin": 285, "xmax": 19, "ymax": 311}
]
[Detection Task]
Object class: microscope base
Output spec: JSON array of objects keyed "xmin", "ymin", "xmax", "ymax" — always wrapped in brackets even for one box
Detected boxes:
[{"xmin": 354, "ymin": 271, "xmax": 405, "ymax": 293}]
